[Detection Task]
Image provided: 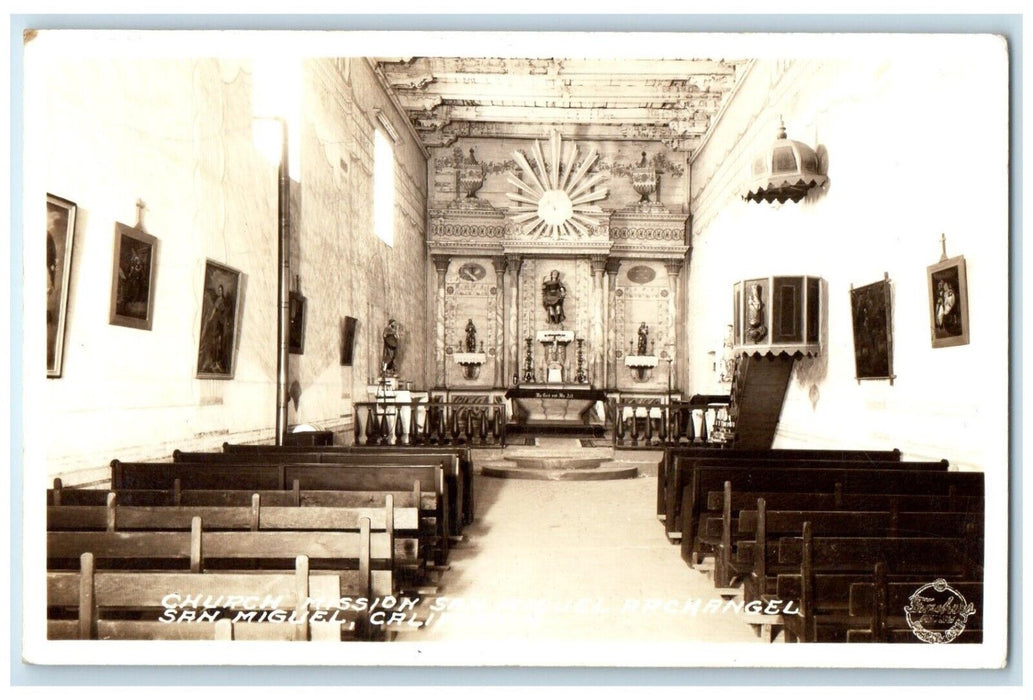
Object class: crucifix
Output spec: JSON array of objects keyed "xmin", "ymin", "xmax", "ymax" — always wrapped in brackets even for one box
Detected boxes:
[{"xmin": 135, "ymin": 199, "xmax": 147, "ymax": 231}]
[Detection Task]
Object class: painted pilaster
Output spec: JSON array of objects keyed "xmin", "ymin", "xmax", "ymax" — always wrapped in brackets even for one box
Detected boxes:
[
  {"xmin": 506, "ymin": 253, "xmax": 523, "ymax": 386},
  {"xmin": 491, "ymin": 256, "xmax": 507, "ymax": 387},
  {"xmin": 432, "ymin": 255, "xmax": 451, "ymax": 387},
  {"xmin": 590, "ymin": 256, "xmax": 607, "ymax": 388},
  {"xmin": 605, "ymin": 258, "xmax": 621, "ymax": 390},
  {"xmin": 664, "ymin": 260, "xmax": 683, "ymax": 391}
]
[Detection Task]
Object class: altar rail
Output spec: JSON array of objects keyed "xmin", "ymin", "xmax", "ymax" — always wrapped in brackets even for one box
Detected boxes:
[
  {"xmin": 613, "ymin": 395, "xmax": 730, "ymax": 449},
  {"xmin": 353, "ymin": 399, "xmax": 508, "ymax": 448}
]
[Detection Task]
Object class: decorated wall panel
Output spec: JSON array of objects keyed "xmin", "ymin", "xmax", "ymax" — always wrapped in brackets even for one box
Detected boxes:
[
  {"xmin": 430, "ymin": 137, "xmax": 688, "ymax": 215},
  {"xmin": 443, "ymin": 258, "xmax": 498, "ymax": 387},
  {"xmin": 614, "ymin": 261, "xmax": 673, "ymax": 390}
]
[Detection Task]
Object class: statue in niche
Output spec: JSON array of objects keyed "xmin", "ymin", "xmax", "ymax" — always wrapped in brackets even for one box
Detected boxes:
[
  {"xmin": 637, "ymin": 322, "xmax": 650, "ymax": 356},
  {"xmin": 465, "ymin": 319, "xmax": 478, "ymax": 352},
  {"xmin": 381, "ymin": 319, "xmax": 400, "ymax": 375},
  {"xmin": 746, "ymin": 284, "xmax": 768, "ymax": 343},
  {"xmin": 542, "ymin": 269, "xmax": 567, "ymax": 324}
]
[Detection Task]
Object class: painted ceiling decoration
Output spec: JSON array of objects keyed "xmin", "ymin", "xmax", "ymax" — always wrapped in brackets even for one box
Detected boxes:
[
  {"xmin": 505, "ymin": 131, "xmax": 609, "ymax": 240},
  {"xmin": 373, "ymin": 57, "xmax": 749, "ymax": 153}
]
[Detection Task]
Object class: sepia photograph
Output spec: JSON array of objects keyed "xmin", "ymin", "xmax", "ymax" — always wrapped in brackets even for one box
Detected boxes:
[{"xmin": 17, "ymin": 22, "xmax": 1013, "ymax": 678}]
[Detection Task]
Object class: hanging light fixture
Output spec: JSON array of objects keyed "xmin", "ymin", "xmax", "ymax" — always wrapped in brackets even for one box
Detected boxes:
[{"xmin": 743, "ymin": 118, "xmax": 827, "ymax": 204}]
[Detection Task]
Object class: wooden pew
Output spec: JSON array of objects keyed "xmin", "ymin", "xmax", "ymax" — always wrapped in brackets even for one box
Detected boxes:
[
  {"xmin": 173, "ymin": 450, "xmax": 469, "ymax": 538},
  {"xmin": 48, "ymin": 517, "xmax": 391, "ymax": 639},
  {"xmin": 775, "ymin": 523, "xmax": 982, "ymax": 642},
  {"xmin": 657, "ymin": 447, "xmax": 901, "ymax": 522},
  {"xmin": 50, "ymin": 478, "xmax": 433, "ymax": 511},
  {"xmin": 110, "ymin": 459, "xmax": 451, "ymax": 564},
  {"xmin": 48, "ymin": 552, "xmax": 368, "ymax": 640},
  {"xmin": 222, "ymin": 443, "xmax": 475, "ymax": 528},
  {"xmin": 47, "ymin": 492, "xmax": 421, "ymax": 577},
  {"xmin": 736, "ymin": 497, "xmax": 983, "ymax": 604},
  {"xmin": 47, "ymin": 514, "xmax": 394, "ymax": 573},
  {"xmin": 705, "ymin": 483, "xmax": 983, "ymax": 588},
  {"xmin": 847, "ymin": 563, "xmax": 983, "ymax": 643},
  {"xmin": 664, "ymin": 453, "xmax": 933, "ymax": 540},
  {"xmin": 678, "ymin": 465, "xmax": 975, "ymax": 565}
]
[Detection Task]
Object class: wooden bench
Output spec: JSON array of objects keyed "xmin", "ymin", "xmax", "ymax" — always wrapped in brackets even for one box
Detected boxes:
[
  {"xmin": 736, "ymin": 498, "xmax": 983, "ymax": 604},
  {"xmin": 48, "ymin": 516, "xmax": 393, "ymax": 639},
  {"xmin": 664, "ymin": 453, "xmax": 931, "ymax": 540},
  {"xmin": 678, "ymin": 465, "xmax": 975, "ymax": 565},
  {"xmin": 222, "ymin": 443, "xmax": 475, "ymax": 528},
  {"xmin": 111, "ymin": 459, "xmax": 451, "ymax": 565},
  {"xmin": 48, "ymin": 552, "xmax": 371, "ymax": 640},
  {"xmin": 705, "ymin": 483, "xmax": 983, "ymax": 589},
  {"xmin": 775, "ymin": 523, "xmax": 982, "ymax": 642},
  {"xmin": 846, "ymin": 563, "xmax": 983, "ymax": 643},
  {"xmin": 174, "ymin": 450, "xmax": 469, "ymax": 538},
  {"xmin": 47, "ymin": 492, "xmax": 421, "ymax": 578},
  {"xmin": 657, "ymin": 447, "xmax": 901, "ymax": 522},
  {"xmin": 50, "ymin": 478, "xmax": 433, "ymax": 511}
]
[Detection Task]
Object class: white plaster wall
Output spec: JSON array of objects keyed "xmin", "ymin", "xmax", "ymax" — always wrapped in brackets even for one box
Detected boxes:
[
  {"xmin": 28, "ymin": 57, "xmax": 279, "ymax": 482},
  {"xmin": 295, "ymin": 59, "xmax": 428, "ymax": 429},
  {"xmin": 687, "ymin": 48, "xmax": 1008, "ymax": 474},
  {"xmin": 26, "ymin": 54, "xmax": 428, "ymax": 483}
]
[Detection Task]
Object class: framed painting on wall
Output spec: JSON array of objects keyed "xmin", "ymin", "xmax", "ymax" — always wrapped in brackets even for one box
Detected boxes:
[
  {"xmin": 927, "ymin": 255, "xmax": 970, "ymax": 348},
  {"xmin": 289, "ymin": 292, "xmax": 306, "ymax": 355},
  {"xmin": 849, "ymin": 274, "xmax": 895, "ymax": 383},
  {"xmin": 109, "ymin": 222, "xmax": 158, "ymax": 330},
  {"xmin": 341, "ymin": 315, "xmax": 357, "ymax": 366},
  {"xmin": 196, "ymin": 260, "xmax": 243, "ymax": 379},
  {"xmin": 46, "ymin": 194, "xmax": 76, "ymax": 378}
]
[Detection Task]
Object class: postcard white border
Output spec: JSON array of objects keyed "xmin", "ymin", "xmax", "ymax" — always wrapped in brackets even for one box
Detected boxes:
[{"xmin": 18, "ymin": 27, "xmax": 1011, "ymax": 671}]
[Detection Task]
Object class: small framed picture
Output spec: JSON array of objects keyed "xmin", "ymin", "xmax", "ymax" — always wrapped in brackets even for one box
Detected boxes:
[
  {"xmin": 927, "ymin": 255, "xmax": 970, "ymax": 348},
  {"xmin": 196, "ymin": 260, "xmax": 243, "ymax": 379},
  {"xmin": 109, "ymin": 222, "xmax": 158, "ymax": 330},
  {"xmin": 47, "ymin": 194, "xmax": 77, "ymax": 378},
  {"xmin": 289, "ymin": 292, "xmax": 306, "ymax": 355},
  {"xmin": 341, "ymin": 315, "xmax": 357, "ymax": 366},
  {"xmin": 849, "ymin": 275, "xmax": 895, "ymax": 383}
]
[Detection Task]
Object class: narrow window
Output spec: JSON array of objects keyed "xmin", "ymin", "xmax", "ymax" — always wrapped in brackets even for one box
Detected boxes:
[{"xmin": 374, "ymin": 128, "xmax": 395, "ymax": 246}]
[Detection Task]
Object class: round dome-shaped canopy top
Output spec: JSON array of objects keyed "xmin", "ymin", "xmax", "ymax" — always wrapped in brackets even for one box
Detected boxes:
[{"xmin": 744, "ymin": 121, "xmax": 827, "ymax": 204}]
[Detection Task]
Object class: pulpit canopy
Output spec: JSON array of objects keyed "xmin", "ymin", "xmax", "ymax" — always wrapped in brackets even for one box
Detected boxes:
[{"xmin": 743, "ymin": 120, "xmax": 828, "ymax": 204}]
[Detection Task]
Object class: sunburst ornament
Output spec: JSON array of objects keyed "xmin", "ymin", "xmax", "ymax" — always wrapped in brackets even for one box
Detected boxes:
[{"xmin": 506, "ymin": 131, "xmax": 609, "ymax": 239}]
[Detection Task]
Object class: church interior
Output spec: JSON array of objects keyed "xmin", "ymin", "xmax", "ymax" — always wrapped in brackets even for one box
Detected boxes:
[{"xmin": 24, "ymin": 31, "xmax": 1010, "ymax": 661}]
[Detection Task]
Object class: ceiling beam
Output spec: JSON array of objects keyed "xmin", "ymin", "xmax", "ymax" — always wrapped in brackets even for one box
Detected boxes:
[
  {"xmin": 423, "ymin": 120, "xmax": 705, "ymax": 148},
  {"xmin": 410, "ymin": 104, "xmax": 712, "ymax": 128},
  {"xmin": 378, "ymin": 57, "xmax": 739, "ymax": 81},
  {"xmin": 386, "ymin": 73, "xmax": 737, "ymax": 94},
  {"xmin": 394, "ymin": 92, "xmax": 725, "ymax": 112}
]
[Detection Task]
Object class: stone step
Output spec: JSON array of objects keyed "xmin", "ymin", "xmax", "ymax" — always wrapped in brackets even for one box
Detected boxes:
[
  {"xmin": 481, "ymin": 460, "xmax": 638, "ymax": 481},
  {"xmin": 502, "ymin": 456, "xmax": 613, "ymax": 470}
]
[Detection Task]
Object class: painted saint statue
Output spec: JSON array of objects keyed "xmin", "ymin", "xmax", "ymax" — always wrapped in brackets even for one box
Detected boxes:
[
  {"xmin": 542, "ymin": 270, "xmax": 566, "ymax": 324},
  {"xmin": 382, "ymin": 319, "xmax": 400, "ymax": 375}
]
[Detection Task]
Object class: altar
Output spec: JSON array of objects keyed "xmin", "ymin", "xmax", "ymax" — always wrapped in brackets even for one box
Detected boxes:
[{"xmin": 505, "ymin": 385, "xmax": 607, "ymax": 428}]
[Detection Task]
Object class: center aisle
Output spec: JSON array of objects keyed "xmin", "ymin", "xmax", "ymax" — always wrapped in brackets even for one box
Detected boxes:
[{"xmin": 414, "ymin": 451, "xmax": 762, "ymax": 643}]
